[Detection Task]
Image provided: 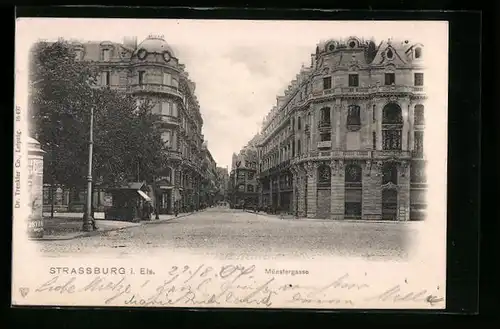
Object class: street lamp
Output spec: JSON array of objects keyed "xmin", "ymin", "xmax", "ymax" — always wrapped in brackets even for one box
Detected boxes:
[{"xmin": 82, "ymin": 106, "xmax": 95, "ymax": 232}]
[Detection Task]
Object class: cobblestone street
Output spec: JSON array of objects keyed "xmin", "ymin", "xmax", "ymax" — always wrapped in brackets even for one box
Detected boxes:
[{"xmin": 34, "ymin": 207, "xmax": 421, "ymax": 261}]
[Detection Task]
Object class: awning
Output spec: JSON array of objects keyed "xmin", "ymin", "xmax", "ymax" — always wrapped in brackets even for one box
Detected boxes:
[{"xmin": 137, "ymin": 190, "xmax": 152, "ymax": 202}]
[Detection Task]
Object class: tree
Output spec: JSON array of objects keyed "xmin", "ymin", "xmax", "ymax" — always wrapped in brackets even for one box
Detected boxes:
[{"xmin": 29, "ymin": 40, "xmax": 168, "ymax": 215}]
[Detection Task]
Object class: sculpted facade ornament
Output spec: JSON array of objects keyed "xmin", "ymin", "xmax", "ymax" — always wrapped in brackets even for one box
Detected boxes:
[
  {"xmin": 329, "ymin": 159, "xmax": 345, "ymax": 176},
  {"xmin": 364, "ymin": 160, "xmax": 372, "ymax": 176},
  {"xmin": 400, "ymin": 160, "xmax": 410, "ymax": 177},
  {"xmin": 304, "ymin": 161, "xmax": 317, "ymax": 179}
]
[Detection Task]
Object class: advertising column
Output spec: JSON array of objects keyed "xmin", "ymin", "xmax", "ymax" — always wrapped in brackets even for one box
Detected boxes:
[{"xmin": 27, "ymin": 137, "xmax": 45, "ymax": 238}]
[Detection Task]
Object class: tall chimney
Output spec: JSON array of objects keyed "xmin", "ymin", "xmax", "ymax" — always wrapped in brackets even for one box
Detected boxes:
[
  {"xmin": 123, "ymin": 36, "xmax": 137, "ymax": 50},
  {"xmin": 311, "ymin": 54, "xmax": 316, "ymax": 68}
]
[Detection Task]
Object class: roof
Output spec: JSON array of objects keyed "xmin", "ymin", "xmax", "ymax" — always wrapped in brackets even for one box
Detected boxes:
[
  {"xmin": 134, "ymin": 35, "xmax": 175, "ymax": 57},
  {"xmin": 107, "ymin": 181, "xmax": 146, "ymax": 191}
]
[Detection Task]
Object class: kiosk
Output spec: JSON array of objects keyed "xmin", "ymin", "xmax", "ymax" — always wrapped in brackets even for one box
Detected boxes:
[{"xmin": 104, "ymin": 181, "xmax": 152, "ymax": 222}]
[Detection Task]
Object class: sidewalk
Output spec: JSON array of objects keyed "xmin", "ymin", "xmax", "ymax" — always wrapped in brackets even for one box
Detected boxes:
[
  {"xmin": 35, "ymin": 211, "xmax": 195, "ymax": 241},
  {"xmin": 244, "ymin": 210, "xmax": 423, "ymax": 224}
]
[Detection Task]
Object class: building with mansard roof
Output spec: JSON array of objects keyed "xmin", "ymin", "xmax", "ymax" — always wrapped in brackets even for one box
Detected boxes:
[
  {"xmin": 255, "ymin": 37, "xmax": 426, "ymax": 220},
  {"xmin": 42, "ymin": 35, "xmax": 214, "ymax": 214},
  {"xmin": 229, "ymin": 135, "xmax": 260, "ymax": 208}
]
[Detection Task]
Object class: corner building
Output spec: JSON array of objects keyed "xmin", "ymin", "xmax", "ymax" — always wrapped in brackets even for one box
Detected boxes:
[
  {"xmin": 257, "ymin": 37, "xmax": 427, "ymax": 220},
  {"xmin": 65, "ymin": 35, "xmax": 209, "ymax": 214}
]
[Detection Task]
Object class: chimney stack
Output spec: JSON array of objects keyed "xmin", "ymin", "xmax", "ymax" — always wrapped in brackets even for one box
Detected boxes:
[{"xmin": 123, "ymin": 36, "xmax": 137, "ymax": 50}]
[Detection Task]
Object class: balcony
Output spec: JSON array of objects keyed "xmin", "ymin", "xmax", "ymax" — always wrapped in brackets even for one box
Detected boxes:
[
  {"xmin": 128, "ymin": 83, "xmax": 183, "ymax": 99},
  {"xmin": 165, "ymin": 149, "xmax": 182, "ymax": 161},
  {"xmin": 330, "ymin": 150, "xmax": 371, "ymax": 159},
  {"xmin": 318, "ymin": 121, "xmax": 331, "ymax": 131},
  {"xmin": 373, "ymin": 150, "xmax": 411, "ymax": 159},
  {"xmin": 158, "ymin": 115, "xmax": 179, "ymax": 126},
  {"xmin": 317, "ymin": 140, "xmax": 332, "ymax": 149},
  {"xmin": 312, "ymin": 85, "xmax": 425, "ymax": 99}
]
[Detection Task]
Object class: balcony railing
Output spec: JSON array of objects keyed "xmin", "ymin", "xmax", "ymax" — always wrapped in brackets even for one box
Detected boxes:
[
  {"xmin": 318, "ymin": 121, "xmax": 331, "ymax": 130},
  {"xmin": 128, "ymin": 83, "xmax": 183, "ymax": 98},
  {"xmin": 313, "ymin": 85, "xmax": 424, "ymax": 98},
  {"xmin": 159, "ymin": 115, "xmax": 180, "ymax": 125},
  {"xmin": 373, "ymin": 150, "xmax": 411, "ymax": 159},
  {"xmin": 317, "ymin": 140, "xmax": 332, "ymax": 149}
]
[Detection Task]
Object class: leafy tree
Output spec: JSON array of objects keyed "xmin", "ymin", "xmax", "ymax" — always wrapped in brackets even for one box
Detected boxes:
[{"xmin": 29, "ymin": 40, "xmax": 168, "ymax": 215}]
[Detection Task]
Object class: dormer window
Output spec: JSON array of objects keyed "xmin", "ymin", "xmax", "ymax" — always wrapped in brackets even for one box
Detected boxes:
[
  {"xmin": 328, "ymin": 43, "xmax": 335, "ymax": 51},
  {"xmin": 386, "ymin": 48, "xmax": 394, "ymax": 59},
  {"xmin": 101, "ymin": 49, "xmax": 111, "ymax": 61},
  {"xmin": 415, "ymin": 47, "xmax": 422, "ymax": 59},
  {"xmin": 349, "ymin": 40, "xmax": 357, "ymax": 48}
]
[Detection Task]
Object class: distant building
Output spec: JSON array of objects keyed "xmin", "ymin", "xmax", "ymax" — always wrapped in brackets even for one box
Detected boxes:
[
  {"xmin": 253, "ymin": 37, "xmax": 426, "ymax": 220},
  {"xmin": 40, "ymin": 35, "xmax": 216, "ymax": 214},
  {"xmin": 229, "ymin": 136, "xmax": 260, "ymax": 208},
  {"xmin": 215, "ymin": 167, "xmax": 230, "ymax": 202},
  {"xmin": 200, "ymin": 141, "xmax": 218, "ymax": 206}
]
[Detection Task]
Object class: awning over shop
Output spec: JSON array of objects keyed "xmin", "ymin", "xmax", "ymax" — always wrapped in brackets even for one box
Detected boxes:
[{"xmin": 137, "ymin": 190, "xmax": 152, "ymax": 202}]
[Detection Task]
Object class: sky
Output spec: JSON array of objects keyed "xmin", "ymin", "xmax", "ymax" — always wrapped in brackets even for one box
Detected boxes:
[{"xmin": 16, "ymin": 18, "xmax": 447, "ymax": 168}]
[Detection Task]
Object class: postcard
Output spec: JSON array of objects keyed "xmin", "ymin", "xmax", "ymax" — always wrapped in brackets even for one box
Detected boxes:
[{"xmin": 12, "ymin": 18, "xmax": 448, "ymax": 309}]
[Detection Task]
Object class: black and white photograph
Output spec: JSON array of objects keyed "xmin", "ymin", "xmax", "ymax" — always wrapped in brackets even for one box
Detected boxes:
[{"xmin": 12, "ymin": 18, "xmax": 448, "ymax": 309}]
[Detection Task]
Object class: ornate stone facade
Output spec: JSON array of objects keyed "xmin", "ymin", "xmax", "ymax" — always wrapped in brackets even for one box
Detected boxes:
[
  {"xmin": 43, "ymin": 35, "xmax": 214, "ymax": 214},
  {"xmin": 256, "ymin": 37, "xmax": 427, "ymax": 220}
]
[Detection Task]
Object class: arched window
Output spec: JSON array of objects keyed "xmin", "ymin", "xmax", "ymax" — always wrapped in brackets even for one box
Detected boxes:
[
  {"xmin": 415, "ymin": 47, "xmax": 422, "ymax": 59},
  {"xmin": 345, "ymin": 164, "xmax": 362, "ymax": 187},
  {"xmin": 347, "ymin": 105, "xmax": 361, "ymax": 131},
  {"xmin": 382, "ymin": 162, "xmax": 398, "ymax": 185},
  {"xmin": 382, "ymin": 103, "xmax": 403, "ymax": 150},
  {"xmin": 317, "ymin": 164, "xmax": 331, "ymax": 186},
  {"xmin": 414, "ymin": 104, "xmax": 425, "ymax": 125},
  {"xmin": 382, "ymin": 103, "xmax": 403, "ymax": 124}
]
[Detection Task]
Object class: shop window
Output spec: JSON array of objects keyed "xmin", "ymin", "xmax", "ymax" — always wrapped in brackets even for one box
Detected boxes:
[{"xmin": 318, "ymin": 164, "xmax": 331, "ymax": 186}]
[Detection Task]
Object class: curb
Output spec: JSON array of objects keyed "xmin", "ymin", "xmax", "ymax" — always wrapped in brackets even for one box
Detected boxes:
[{"xmin": 31, "ymin": 212, "xmax": 197, "ymax": 242}]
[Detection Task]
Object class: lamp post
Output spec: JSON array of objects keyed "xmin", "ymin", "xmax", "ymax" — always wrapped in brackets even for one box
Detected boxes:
[{"xmin": 82, "ymin": 106, "xmax": 95, "ymax": 232}]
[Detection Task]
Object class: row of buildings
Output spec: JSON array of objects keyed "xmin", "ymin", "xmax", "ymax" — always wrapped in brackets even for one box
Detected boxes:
[
  {"xmin": 41, "ymin": 35, "xmax": 229, "ymax": 215},
  {"xmin": 234, "ymin": 37, "xmax": 427, "ymax": 221}
]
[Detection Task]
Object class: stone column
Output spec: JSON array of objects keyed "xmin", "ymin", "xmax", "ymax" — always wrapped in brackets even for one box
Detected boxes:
[
  {"xmin": 397, "ymin": 160, "xmax": 410, "ymax": 221},
  {"xmin": 401, "ymin": 99, "xmax": 410, "ymax": 151},
  {"xmin": 330, "ymin": 159, "xmax": 345, "ymax": 220},
  {"xmin": 297, "ymin": 165, "xmax": 307, "ymax": 217},
  {"xmin": 362, "ymin": 160, "xmax": 382, "ymax": 220},
  {"xmin": 304, "ymin": 161, "xmax": 318, "ymax": 218},
  {"xmin": 334, "ymin": 103, "xmax": 341, "ymax": 149}
]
